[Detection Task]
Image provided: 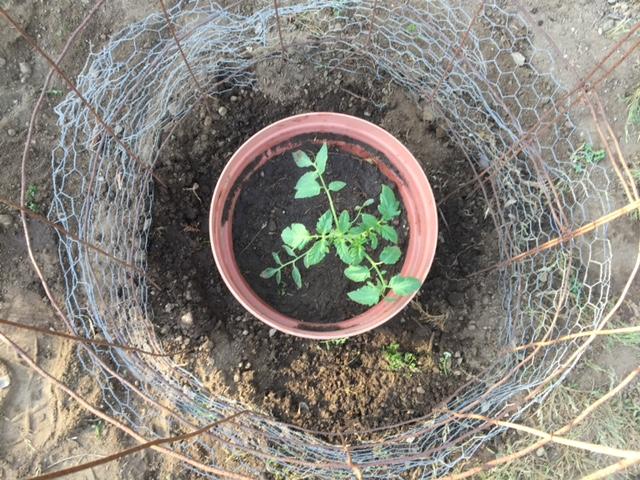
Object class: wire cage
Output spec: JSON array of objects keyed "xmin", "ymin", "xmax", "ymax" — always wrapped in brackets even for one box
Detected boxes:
[{"xmin": 43, "ymin": 0, "xmax": 636, "ymax": 477}]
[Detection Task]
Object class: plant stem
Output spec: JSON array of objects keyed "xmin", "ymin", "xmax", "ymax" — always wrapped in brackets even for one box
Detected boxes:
[
  {"xmin": 364, "ymin": 252, "xmax": 387, "ymax": 288},
  {"xmin": 277, "ymin": 235, "xmax": 324, "ymax": 271},
  {"xmin": 316, "ymin": 169, "xmax": 339, "ymax": 226}
]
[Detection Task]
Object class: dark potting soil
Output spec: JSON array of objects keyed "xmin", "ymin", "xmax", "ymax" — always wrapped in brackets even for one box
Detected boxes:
[
  {"xmin": 232, "ymin": 141, "xmax": 408, "ymax": 323},
  {"xmin": 148, "ymin": 58, "xmax": 503, "ymax": 434}
]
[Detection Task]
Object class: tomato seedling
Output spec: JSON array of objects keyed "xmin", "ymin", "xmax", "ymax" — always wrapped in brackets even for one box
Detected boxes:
[{"xmin": 261, "ymin": 143, "xmax": 421, "ymax": 306}]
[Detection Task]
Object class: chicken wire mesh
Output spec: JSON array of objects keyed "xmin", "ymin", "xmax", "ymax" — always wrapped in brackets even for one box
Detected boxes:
[{"xmin": 48, "ymin": 0, "xmax": 615, "ymax": 477}]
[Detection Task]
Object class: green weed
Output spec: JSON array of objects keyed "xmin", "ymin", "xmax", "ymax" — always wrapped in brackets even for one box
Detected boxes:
[{"xmin": 384, "ymin": 342, "xmax": 419, "ymax": 374}]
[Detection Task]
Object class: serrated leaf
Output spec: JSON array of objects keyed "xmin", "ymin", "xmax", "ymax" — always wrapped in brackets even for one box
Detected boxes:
[
  {"xmin": 315, "ymin": 143, "xmax": 328, "ymax": 174},
  {"xmin": 283, "ymin": 245, "xmax": 296, "ymax": 257},
  {"xmin": 304, "ymin": 239, "xmax": 328, "ymax": 268},
  {"xmin": 349, "ymin": 224, "xmax": 366, "ymax": 235},
  {"xmin": 328, "ymin": 181, "xmax": 346, "ymax": 192},
  {"xmin": 344, "ymin": 265, "xmax": 371, "ymax": 282},
  {"xmin": 361, "ymin": 213, "xmax": 378, "ymax": 229},
  {"xmin": 335, "ymin": 240, "xmax": 353, "ymax": 264},
  {"xmin": 378, "ymin": 184, "xmax": 401, "ymax": 220},
  {"xmin": 260, "ymin": 267, "xmax": 279, "ymax": 279},
  {"xmin": 338, "ymin": 210, "xmax": 350, "ymax": 232},
  {"xmin": 349, "ymin": 245, "xmax": 365, "ymax": 265},
  {"xmin": 291, "ymin": 264, "xmax": 302, "ymax": 289},
  {"xmin": 272, "ymin": 252, "xmax": 282, "ymax": 265},
  {"xmin": 316, "ymin": 210, "xmax": 333, "ymax": 234},
  {"xmin": 295, "ymin": 171, "xmax": 321, "ymax": 199},
  {"xmin": 380, "ymin": 224, "xmax": 398, "ymax": 243},
  {"xmin": 292, "ymin": 150, "xmax": 313, "ymax": 168},
  {"xmin": 380, "ymin": 246, "xmax": 402, "ymax": 265},
  {"xmin": 281, "ymin": 223, "xmax": 310, "ymax": 250},
  {"xmin": 347, "ymin": 284, "xmax": 381, "ymax": 306},
  {"xmin": 389, "ymin": 275, "xmax": 421, "ymax": 296},
  {"xmin": 361, "ymin": 198, "xmax": 374, "ymax": 208},
  {"xmin": 369, "ymin": 233, "xmax": 379, "ymax": 250}
]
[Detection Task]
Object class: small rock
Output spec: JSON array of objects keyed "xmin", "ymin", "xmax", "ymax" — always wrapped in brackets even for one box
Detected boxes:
[
  {"xmin": 267, "ymin": 219, "xmax": 277, "ymax": 233},
  {"xmin": 230, "ymin": 95, "xmax": 239, "ymax": 102},
  {"xmin": 454, "ymin": 351, "xmax": 461, "ymax": 358},
  {"xmin": 242, "ymin": 329, "xmax": 249, "ymax": 336},
  {"xmin": 7, "ymin": 128, "xmax": 16, "ymax": 137},
  {"xmin": 180, "ymin": 311, "xmax": 194, "ymax": 327},
  {"xmin": 0, "ymin": 214, "xmax": 13, "ymax": 228},
  {"xmin": 160, "ymin": 325, "xmax": 170, "ymax": 335},
  {"xmin": 536, "ymin": 447, "xmax": 545, "ymax": 457},
  {"xmin": 268, "ymin": 328, "xmax": 276, "ymax": 337},
  {"xmin": 416, "ymin": 386, "xmax": 425, "ymax": 394},
  {"xmin": 203, "ymin": 116, "xmax": 212, "ymax": 128},
  {"xmin": 114, "ymin": 124, "xmax": 124, "ymax": 135},
  {"xmin": 164, "ymin": 303, "xmax": 175, "ymax": 313},
  {"xmin": 218, "ymin": 106, "xmax": 228, "ymax": 117},
  {"xmin": 0, "ymin": 361, "xmax": 10, "ymax": 403},
  {"xmin": 363, "ymin": 110, "xmax": 371, "ymax": 117},
  {"xmin": 233, "ymin": 372, "xmax": 240, "ymax": 383},
  {"xmin": 511, "ymin": 52, "xmax": 526, "ymax": 67},
  {"xmin": 481, "ymin": 295, "xmax": 490, "ymax": 306},
  {"xmin": 0, "ymin": 57, "xmax": 6, "ymax": 68},
  {"xmin": 422, "ymin": 106, "xmax": 436, "ymax": 122},
  {"xmin": 19, "ymin": 61, "xmax": 32, "ymax": 77},
  {"xmin": 298, "ymin": 401, "xmax": 310, "ymax": 413}
]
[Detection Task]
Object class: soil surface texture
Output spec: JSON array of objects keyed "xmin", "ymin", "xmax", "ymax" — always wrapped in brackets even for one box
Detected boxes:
[{"xmin": 148, "ymin": 59, "xmax": 503, "ymax": 433}]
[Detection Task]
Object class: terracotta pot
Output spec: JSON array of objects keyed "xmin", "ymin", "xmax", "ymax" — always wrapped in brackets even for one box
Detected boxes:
[{"xmin": 209, "ymin": 113, "xmax": 438, "ymax": 339}]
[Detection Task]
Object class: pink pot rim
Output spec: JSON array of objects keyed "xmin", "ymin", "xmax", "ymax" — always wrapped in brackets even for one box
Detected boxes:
[{"xmin": 209, "ymin": 113, "xmax": 438, "ymax": 339}]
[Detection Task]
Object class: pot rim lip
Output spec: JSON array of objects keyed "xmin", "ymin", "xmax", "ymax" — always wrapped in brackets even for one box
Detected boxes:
[{"xmin": 210, "ymin": 112, "xmax": 438, "ymax": 339}]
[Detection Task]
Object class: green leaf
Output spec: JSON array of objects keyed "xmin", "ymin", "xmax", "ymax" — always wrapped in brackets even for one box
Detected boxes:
[
  {"xmin": 380, "ymin": 246, "xmax": 402, "ymax": 265},
  {"xmin": 338, "ymin": 210, "xmax": 350, "ymax": 232},
  {"xmin": 292, "ymin": 150, "xmax": 313, "ymax": 168},
  {"xmin": 347, "ymin": 285, "xmax": 380, "ymax": 306},
  {"xmin": 380, "ymin": 224, "xmax": 398, "ymax": 243},
  {"xmin": 304, "ymin": 239, "xmax": 328, "ymax": 268},
  {"xmin": 349, "ymin": 244, "xmax": 365, "ymax": 265},
  {"xmin": 361, "ymin": 213, "xmax": 378, "ymax": 229},
  {"xmin": 281, "ymin": 223, "xmax": 311, "ymax": 250},
  {"xmin": 344, "ymin": 265, "xmax": 370, "ymax": 282},
  {"xmin": 316, "ymin": 210, "xmax": 333, "ymax": 234},
  {"xmin": 349, "ymin": 224, "xmax": 366, "ymax": 235},
  {"xmin": 272, "ymin": 252, "xmax": 282, "ymax": 265},
  {"xmin": 369, "ymin": 233, "xmax": 378, "ymax": 250},
  {"xmin": 378, "ymin": 184, "xmax": 401, "ymax": 220},
  {"xmin": 260, "ymin": 267, "xmax": 279, "ymax": 279},
  {"xmin": 275, "ymin": 270, "xmax": 282, "ymax": 284},
  {"xmin": 389, "ymin": 275, "xmax": 421, "ymax": 296},
  {"xmin": 291, "ymin": 264, "xmax": 302, "ymax": 289},
  {"xmin": 335, "ymin": 240, "xmax": 352, "ymax": 264},
  {"xmin": 361, "ymin": 198, "xmax": 375, "ymax": 208},
  {"xmin": 283, "ymin": 245, "xmax": 296, "ymax": 257},
  {"xmin": 315, "ymin": 143, "xmax": 328, "ymax": 174},
  {"xmin": 295, "ymin": 171, "xmax": 321, "ymax": 199},
  {"xmin": 328, "ymin": 181, "xmax": 346, "ymax": 192}
]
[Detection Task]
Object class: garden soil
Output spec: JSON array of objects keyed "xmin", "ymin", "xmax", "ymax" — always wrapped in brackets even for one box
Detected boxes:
[{"xmin": 148, "ymin": 59, "xmax": 504, "ymax": 433}]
